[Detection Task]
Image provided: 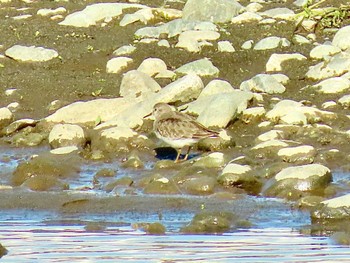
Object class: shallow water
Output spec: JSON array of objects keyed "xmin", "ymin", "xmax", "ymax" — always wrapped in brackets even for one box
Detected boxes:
[
  {"xmin": 1, "ymin": 147, "xmax": 350, "ymax": 262},
  {"xmin": 2, "ymin": 215, "xmax": 350, "ymax": 262}
]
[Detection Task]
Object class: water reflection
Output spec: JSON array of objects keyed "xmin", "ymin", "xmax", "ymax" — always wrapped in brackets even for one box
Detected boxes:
[{"xmin": 1, "ymin": 218, "xmax": 350, "ymax": 262}]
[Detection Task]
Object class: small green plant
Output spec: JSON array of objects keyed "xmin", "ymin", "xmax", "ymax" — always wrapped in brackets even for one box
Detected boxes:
[
  {"xmin": 296, "ymin": 0, "xmax": 350, "ymax": 29},
  {"xmin": 92, "ymin": 87, "xmax": 104, "ymax": 97}
]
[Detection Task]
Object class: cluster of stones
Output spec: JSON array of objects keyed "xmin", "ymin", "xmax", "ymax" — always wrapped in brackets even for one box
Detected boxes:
[{"xmin": 1, "ymin": 0, "xmax": 350, "ymax": 236}]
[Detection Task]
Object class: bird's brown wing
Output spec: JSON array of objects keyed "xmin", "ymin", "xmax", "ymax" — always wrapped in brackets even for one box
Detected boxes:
[{"xmin": 156, "ymin": 117, "xmax": 218, "ymax": 139}]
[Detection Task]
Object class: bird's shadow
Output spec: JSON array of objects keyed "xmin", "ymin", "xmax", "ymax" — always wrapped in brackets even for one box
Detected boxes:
[{"xmin": 154, "ymin": 147, "xmax": 198, "ymax": 161}]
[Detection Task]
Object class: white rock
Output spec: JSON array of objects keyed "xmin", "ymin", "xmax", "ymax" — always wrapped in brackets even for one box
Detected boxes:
[
  {"xmin": 119, "ymin": 8, "xmax": 153, "ymax": 26},
  {"xmin": 5, "ymin": 88, "xmax": 17, "ymax": 96},
  {"xmin": 119, "ymin": 70, "xmax": 161, "ymax": 98},
  {"xmin": 332, "ymin": 25, "xmax": 350, "ymax": 50},
  {"xmin": 338, "ymin": 94, "xmax": 350, "ymax": 107},
  {"xmin": 156, "ymin": 74, "xmax": 204, "ymax": 103},
  {"xmin": 280, "ymin": 111, "xmax": 307, "ymax": 125},
  {"xmin": 45, "ymin": 98, "xmax": 137, "ymax": 126},
  {"xmin": 260, "ymin": 7, "xmax": 295, "ymax": 20},
  {"xmin": 222, "ymin": 163, "xmax": 251, "ymax": 174},
  {"xmin": 113, "ymin": 45, "xmax": 136, "ymax": 56},
  {"xmin": 153, "ymin": 8, "xmax": 182, "ymax": 20},
  {"xmin": 241, "ymin": 40, "xmax": 254, "ymax": 49},
  {"xmin": 275, "ymin": 164, "xmax": 330, "ymax": 181},
  {"xmin": 241, "ymin": 107, "xmax": 266, "ymax": 123},
  {"xmin": 309, "ymin": 44, "xmax": 341, "ymax": 60},
  {"xmin": 194, "ymin": 152, "xmax": 225, "ymax": 167},
  {"xmin": 7, "ymin": 102, "xmax": 20, "ymax": 111},
  {"xmin": 37, "ymin": 7, "xmax": 66, "ymax": 16},
  {"xmin": 322, "ymin": 101, "xmax": 337, "ymax": 109},
  {"xmin": 266, "ymin": 100, "xmax": 303, "ymax": 121},
  {"xmin": 59, "ymin": 3, "xmax": 146, "ymax": 27},
  {"xmin": 292, "ymin": 34, "xmax": 311, "ymax": 44},
  {"xmin": 240, "ymin": 73, "xmax": 286, "ymax": 94},
  {"xmin": 245, "ymin": 3, "xmax": 263, "ymax": 12},
  {"xmin": 257, "ymin": 130, "xmax": 283, "ymax": 142},
  {"xmin": 175, "ymin": 58, "xmax": 219, "ymax": 77},
  {"xmin": 271, "ymin": 73, "xmax": 290, "ymax": 84},
  {"xmin": 217, "ymin": 41, "xmax": 235, "ymax": 52},
  {"xmin": 100, "ymin": 126, "xmax": 137, "ymax": 142},
  {"xmin": 266, "ymin": 53, "xmax": 307, "ymax": 72},
  {"xmin": 182, "ymin": 0, "xmax": 243, "ymax": 23},
  {"xmin": 176, "ymin": 30, "xmax": 220, "ymax": 53},
  {"xmin": 5, "ymin": 45, "xmax": 58, "ymax": 62},
  {"xmin": 137, "ymin": 58, "xmax": 167, "ymax": 77},
  {"xmin": 49, "ymin": 124, "xmax": 86, "ymax": 149},
  {"xmin": 306, "ymin": 52, "xmax": 350, "ymax": 80},
  {"xmin": 231, "ymin": 12, "xmax": 262, "ymax": 24},
  {"xmin": 155, "ymin": 69, "xmax": 175, "ymax": 79},
  {"xmin": 277, "ymin": 145, "xmax": 315, "ymax": 160},
  {"xmin": 106, "ymin": 57, "xmax": 133, "ymax": 74},
  {"xmin": 199, "ymin": 79, "xmax": 234, "ymax": 98},
  {"xmin": 186, "ymin": 91, "xmax": 253, "ymax": 128},
  {"xmin": 158, "ymin": 40, "xmax": 170, "ymax": 47},
  {"xmin": 322, "ymin": 193, "xmax": 350, "ymax": 208},
  {"xmin": 13, "ymin": 15, "xmax": 32, "ymax": 20},
  {"xmin": 313, "ymin": 77, "xmax": 350, "ymax": 94},
  {"xmin": 254, "ymin": 36, "xmax": 290, "ymax": 50},
  {"xmin": 135, "ymin": 19, "xmax": 217, "ymax": 39},
  {"xmin": 0, "ymin": 107, "xmax": 13, "ymax": 129},
  {"xmin": 252, "ymin": 140, "xmax": 289, "ymax": 150},
  {"xmin": 50, "ymin": 146, "xmax": 79, "ymax": 155}
]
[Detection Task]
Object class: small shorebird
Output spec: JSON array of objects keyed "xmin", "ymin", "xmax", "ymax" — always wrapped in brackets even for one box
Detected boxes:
[{"xmin": 150, "ymin": 103, "xmax": 219, "ymax": 162}]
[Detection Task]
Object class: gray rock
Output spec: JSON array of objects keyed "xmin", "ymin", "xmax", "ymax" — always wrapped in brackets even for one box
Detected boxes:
[
  {"xmin": 59, "ymin": 3, "xmax": 146, "ymax": 27},
  {"xmin": 254, "ymin": 36, "xmax": 290, "ymax": 50},
  {"xmin": 49, "ymin": 124, "xmax": 86, "ymax": 149},
  {"xmin": 106, "ymin": 57, "xmax": 133, "ymax": 74},
  {"xmin": 240, "ymin": 74, "xmax": 286, "ymax": 94},
  {"xmin": 186, "ymin": 90, "xmax": 253, "ymax": 128},
  {"xmin": 182, "ymin": 0, "xmax": 243, "ymax": 23},
  {"xmin": 218, "ymin": 163, "xmax": 261, "ymax": 194},
  {"xmin": 332, "ymin": 25, "xmax": 350, "ymax": 50},
  {"xmin": 1, "ymin": 118, "xmax": 38, "ymax": 136},
  {"xmin": 266, "ymin": 53, "xmax": 307, "ymax": 72},
  {"xmin": 175, "ymin": 58, "xmax": 219, "ymax": 77},
  {"xmin": 119, "ymin": 70, "xmax": 161, "ymax": 98},
  {"xmin": 5, "ymin": 45, "xmax": 58, "ymax": 62},
  {"xmin": 262, "ymin": 164, "xmax": 332, "ymax": 198},
  {"xmin": 292, "ymin": 34, "xmax": 311, "ymax": 44},
  {"xmin": 277, "ymin": 145, "xmax": 316, "ymax": 163},
  {"xmin": 312, "ymin": 193, "xmax": 350, "ymax": 220}
]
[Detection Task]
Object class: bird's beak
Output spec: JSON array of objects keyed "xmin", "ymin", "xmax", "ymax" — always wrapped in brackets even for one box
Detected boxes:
[{"xmin": 144, "ymin": 112, "xmax": 152, "ymax": 118}]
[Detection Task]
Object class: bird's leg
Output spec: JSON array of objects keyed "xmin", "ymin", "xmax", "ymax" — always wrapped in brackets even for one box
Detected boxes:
[
  {"xmin": 174, "ymin": 148, "xmax": 182, "ymax": 163},
  {"xmin": 183, "ymin": 146, "xmax": 192, "ymax": 161}
]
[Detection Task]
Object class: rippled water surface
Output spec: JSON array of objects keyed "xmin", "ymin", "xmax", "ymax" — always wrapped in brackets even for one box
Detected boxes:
[
  {"xmin": 1, "ymin": 148, "xmax": 350, "ymax": 262},
  {"xmin": 1, "ymin": 211, "xmax": 350, "ymax": 262}
]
